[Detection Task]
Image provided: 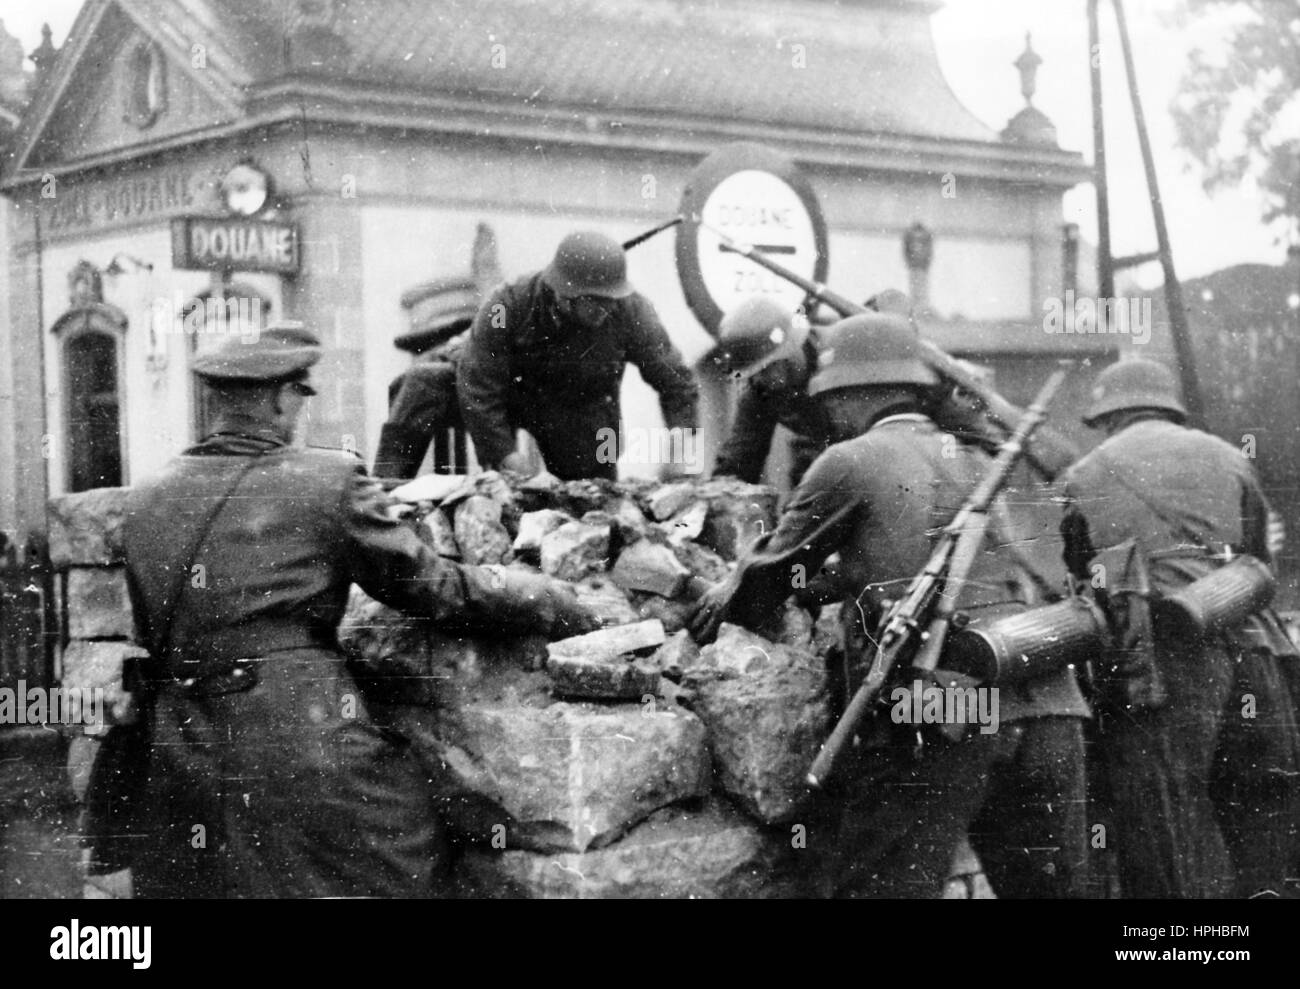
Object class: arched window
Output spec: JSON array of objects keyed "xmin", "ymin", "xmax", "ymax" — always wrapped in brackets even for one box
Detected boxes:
[{"xmin": 53, "ymin": 304, "xmax": 128, "ymax": 492}]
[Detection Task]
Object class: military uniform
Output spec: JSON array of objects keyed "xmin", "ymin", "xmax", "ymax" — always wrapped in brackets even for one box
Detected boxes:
[
  {"xmin": 704, "ymin": 413, "xmax": 1092, "ymax": 898},
  {"xmin": 712, "ymin": 331, "xmax": 831, "ymax": 486},
  {"xmin": 374, "ymin": 333, "xmax": 467, "ymax": 478},
  {"xmin": 1061, "ymin": 416, "xmax": 1300, "ymax": 898},
  {"xmin": 456, "ymin": 270, "xmax": 698, "ymax": 480},
  {"xmin": 85, "ymin": 326, "xmax": 593, "ymax": 898}
]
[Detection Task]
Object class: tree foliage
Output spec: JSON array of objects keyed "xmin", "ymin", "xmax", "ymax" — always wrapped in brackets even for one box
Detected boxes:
[{"xmin": 1170, "ymin": 0, "xmax": 1300, "ymax": 232}]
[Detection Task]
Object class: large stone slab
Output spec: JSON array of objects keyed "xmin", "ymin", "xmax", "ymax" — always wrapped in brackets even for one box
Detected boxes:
[
  {"xmin": 66, "ymin": 566, "xmax": 135, "ymax": 640},
  {"xmin": 457, "ymin": 799, "xmax": 810, "ymax": 899},
  {"xmin": 547, "ymin": 619, "xmax": 665, "ymax": 664},
  {"xmin": 687, "ymin": 624, "xmax": 829, "ymax": 825},
  {"xmin": 413, "ymin": 702, "xmax": 710, "ymax": 852},
  {"xmin": 547, "ymin": 654, "xmax": 660, "ymax": 701},
  {"xmin": 47, "ymin": 488, "xmax": 131, "ymax": 567}
]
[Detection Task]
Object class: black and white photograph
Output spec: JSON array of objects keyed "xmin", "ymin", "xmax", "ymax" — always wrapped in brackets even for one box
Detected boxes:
[{"xmin": 0, "ymin": 0, "xmax": 1295, "ymax": 952}]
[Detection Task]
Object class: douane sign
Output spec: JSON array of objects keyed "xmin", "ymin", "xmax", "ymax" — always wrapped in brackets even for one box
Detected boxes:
[{"xmin": 171, "ymin": 216, "xmax": 299, "ymax": 274}]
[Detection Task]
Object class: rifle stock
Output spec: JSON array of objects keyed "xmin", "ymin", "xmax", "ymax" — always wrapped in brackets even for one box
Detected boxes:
[{"xmin": 805, "ymin": 366, "xmax": 1070, "ymax": 788}]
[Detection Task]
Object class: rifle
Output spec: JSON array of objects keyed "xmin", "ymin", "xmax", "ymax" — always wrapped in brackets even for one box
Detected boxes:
[
  {"xmin": 623, "ymin": 216, "xmax": 684, "ymax": 251},
  {"xmin": 805, "ymin": 366, "xmax": 1071, "ymax": 788},
  {"xmin": 694, "ymin": 216, "xmax": 1079, "ymax": 474}
]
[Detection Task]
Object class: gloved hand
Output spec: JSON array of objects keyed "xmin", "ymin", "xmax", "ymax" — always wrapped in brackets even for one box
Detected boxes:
[
  {"xmin": 687, "ymin": 579, "xmax": 734, "ymax": 645},
  {"xmin": 488, "ymin": 568, "xmax": 601, "ymax": 640}
]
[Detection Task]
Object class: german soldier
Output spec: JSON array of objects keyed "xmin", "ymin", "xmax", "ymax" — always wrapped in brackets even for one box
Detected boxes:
[
  {"xmin": 689, "ymin": 314, "xmax": 1091, "ymax": 898},
  {"xmin": 373, "ymin": 277, "xmax": 479, "ymax": 479},
  {"xmin": 456, "ymin": 231, "xmax": 698, "ymax": 481},
  {"xmin": 85, "ymin": 325, "xmax": 598, "ymax": 898},
  {"xmin": 1059, "ymin": 357, "xmax": 1300, "ymax": 898}
]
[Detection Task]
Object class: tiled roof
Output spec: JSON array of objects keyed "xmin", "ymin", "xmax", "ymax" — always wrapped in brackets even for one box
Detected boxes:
[{"xmin": 186, "ymin": 0, "xmax": 999, "ymax": 144}]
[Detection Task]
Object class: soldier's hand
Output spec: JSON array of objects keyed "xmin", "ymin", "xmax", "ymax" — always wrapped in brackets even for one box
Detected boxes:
[
  {"xmin": 493, "ymin": 569, "xmax": 600, "ymax": 639},
  {"xmin": 688, "ymin": 582, "xmax": 730, "ymax": 644}
]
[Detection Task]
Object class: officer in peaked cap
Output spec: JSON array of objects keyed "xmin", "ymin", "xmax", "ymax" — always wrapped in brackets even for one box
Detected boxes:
[
  {"xmin": 373, "ymin": 277, "xmax": 480, "ymax": 479},
  {"xmin": 85, "ymin": 320, "xmax": 599, "ymax": 898},
  {"xmin": 456, "ymin": 230, "xmax": 699, "ymax": 481},
  {"xmin": 690, "ymin": 312, "xmax": 1091, "ymax": 899},
  {"xmin": 1060, "ymin": 356, "xmax": 1300, "ymax": 898}
]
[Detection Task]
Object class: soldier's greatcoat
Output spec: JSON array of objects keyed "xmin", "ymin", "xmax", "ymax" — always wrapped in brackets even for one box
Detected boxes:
[
  {"xmin": 1061, "ymin": 417, "xmax": 1300, "ymax": 898},
  {"xmin": 91, "ymin": 419, "xmax": 547, "ymax": 897}
]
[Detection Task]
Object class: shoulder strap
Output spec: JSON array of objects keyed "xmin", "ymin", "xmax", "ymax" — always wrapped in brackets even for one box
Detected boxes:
[{"xmin": 149, "ymin": 457, "xmax": 262, "ymax": 665}]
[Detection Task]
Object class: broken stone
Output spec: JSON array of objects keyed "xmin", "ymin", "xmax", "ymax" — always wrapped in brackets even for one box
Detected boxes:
[
  {"xmin": 548, "ymin": 619, "xmax": 666, "ymax": 665},
  {"xmin": 60, "ymin": 640, "xmax": 149, "ymax": 729},
  {"xmin": 65, "ymin": 566, "xmax": 135, "ymax": 640},
  {"xmin": 571, "ymin": 576, "xmax": 639, "ymax": 627},
  {"xmin": 457, "ymin": 799, "xmax": 809, "ymax": 898},
  {"xmin": 658, "ymin": 501, "xmax": 708, "ymax": 545},
  {"xmin": 511, "ymin": 509, "xmax": 573, "ymax": 558},
  {"xmin": 390, "ymin": 472, "xmax": 473, "ymax": 505},
  {"xmin": 417, "ymin": 508, "xmax": 460, "ymax": 558},
  {"xmin": 648, "ymin": 629, "xmax": 700, "ymax": 679},
  {"xmin": 406, "ymin": 701, "xmax": 710, "ymax": 852},
  {"xmin": 66, "ymin": 733, "xmax": 101, "ymax": 802},
  {"xmin": 629, "ymin": 593, "xmax": 695, "ymax": 636},
  {"xmin": 695, "ymin": 479, "xmax": 780, "ymax": 561},
  {"xmin": 47, "ymin": 488, "xmax": 130, "ymax": 568},
  {"xmin": 539, "ymin": 521, "xmax": 609, "ymax": 581},
  {"xmin": 610, "ymin": 540, "xmax": 691, "ymax": 598},
  {"xmin": 671, "ymin": 540, "xmax": 732, "ymax": 584},
  {"xmin": 551, "ymin": 478, "xmax": 623, "ymax": 518},
  {"xmin": 454, "ymin": 495, "xmax": 513, "ymax": 566},
  {"xmin": 813, "ymin": 602, "xmax": 844, "ymax": 657},
  {"xmin": 547, "ymin": 654, "xmax": 660, "ymax": 701},
  {"xmin": 608, "ymin": 497, "xmax": 650, "ymax": 545},
  {"xmin": 647, "ymin": 482, "xmax": 697, "ymax": 521},
  {"xmin": 687, "ymin": 624, "xmax": 829, "ymax": 824}
]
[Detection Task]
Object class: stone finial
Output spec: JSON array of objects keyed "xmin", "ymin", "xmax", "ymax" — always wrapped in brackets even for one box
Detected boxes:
[
  {"xmin": 1014, "ymin": 32, "xmax": 1042, "ymax": 107},
  {"xmin": 29, "ymin": 22, "xmax": 57, "ymax": 79}
]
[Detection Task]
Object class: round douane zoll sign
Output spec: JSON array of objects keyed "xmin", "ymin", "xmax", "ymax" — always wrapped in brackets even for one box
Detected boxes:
[{"xmin": 676, "ymin": 143, "xmax": 829, "ymax": 335}]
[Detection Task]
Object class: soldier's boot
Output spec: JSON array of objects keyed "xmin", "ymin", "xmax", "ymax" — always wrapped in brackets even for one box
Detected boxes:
[{"xmin": 373, "ymin": 424, "xmax": 431, "ymax": 480}]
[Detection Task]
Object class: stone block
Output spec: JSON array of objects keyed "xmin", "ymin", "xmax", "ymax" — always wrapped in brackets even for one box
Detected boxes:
[
  {"xmin": 65, "ymin": 566, "xmax": 135, "ymax": 640},
  {"xmin": 547, "ymin": 619, "xmax": 665, "ymax": 664},
  {"xmin": 687, "ymin": 624, "xmax": 829, "ymax": 824},
  {"xmin": 547, "ymin": 654, "xmax": 660, "ymax": 700},
  {"xmin": 610, "ymin": 540, "xmax": 692, "ymax": 597},
  {"xmin": 539, "ymin": 521, "xmax": 609, "ymax": 582},
  {"xmin": 453, "ymin": 495, "xmax": 512, "ymax": 565},
  {"xmin": 47, "ymin": 488, "xmax": 131, "ymax": 567},
  {"xmin": 511, "ymin": 509, "xmax": 573, "ymax": 557},
  {"xmin": 458, "ymin": 799, "xmax": 809, "ymax": 898}
]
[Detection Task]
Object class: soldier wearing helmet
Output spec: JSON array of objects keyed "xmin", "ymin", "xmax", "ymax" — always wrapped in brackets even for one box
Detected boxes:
[
  {"xmin": 712, "ymin": 291, "xmax": 919, "ymax": 486},
  {"xmin": 456, "ymin": 231, "xmax": 698, "ymax": 481},
  {"xmin": 1060, "ymin": 357, "xmax": 1300, "ymax": 898},
  {"xmin": 690, "ymin": 313, "xmax": 1091, "ymax": 899}
]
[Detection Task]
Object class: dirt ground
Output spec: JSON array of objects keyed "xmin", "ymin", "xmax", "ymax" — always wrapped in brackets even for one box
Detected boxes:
[{"xmin": 0, "ymin": 728, "xmax": 83, "ymax": 899}]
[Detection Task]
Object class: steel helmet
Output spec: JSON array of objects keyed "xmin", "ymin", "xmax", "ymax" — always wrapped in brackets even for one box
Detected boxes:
[
  {"xmin": 1082, "ymin": 357, "xmax": 1187, "ymax": 426},
  {"xmin": 541, "ymin": 231, "xmax": 633, "ymax": 299},
  {"xmin": 807, "ymin": 313, "xmax": 939, "ymax": 397},
  {"xmin": 715, "ymin": 297, "xmax": 809, "ymax": 378}
]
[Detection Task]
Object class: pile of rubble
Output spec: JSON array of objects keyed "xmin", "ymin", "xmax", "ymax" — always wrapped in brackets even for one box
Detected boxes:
[{"xmin": 338, "ymin": 471, "xmax": 836, "ymax": 897}]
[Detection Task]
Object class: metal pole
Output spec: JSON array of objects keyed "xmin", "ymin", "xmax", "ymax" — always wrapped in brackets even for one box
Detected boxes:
[
  {"xmin": 1088, "ymin": 0, "xmax": 1114, "ymax": 303},
  {"xmin": 1112, "ymin": 0, "xmax": 1205, "ymax": 426}
]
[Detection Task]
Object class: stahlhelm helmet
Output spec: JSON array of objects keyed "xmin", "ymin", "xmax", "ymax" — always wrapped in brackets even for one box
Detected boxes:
[
  {"xmin": 1081, "ymin": 357, "xmax": 1187, "ymax": 427},
  {"xmin": 715, "ymin": 297, "xmax": 809, "ymax": 378},
  {"xmin": 807, "ymin": 313, "xmax": 939, "ymax": 397},
  {"xmin": 541, "ymin": 231, "xmax": 633, "ymax": 299}
]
